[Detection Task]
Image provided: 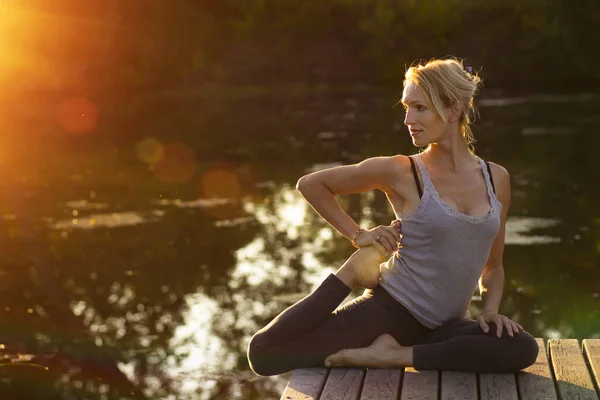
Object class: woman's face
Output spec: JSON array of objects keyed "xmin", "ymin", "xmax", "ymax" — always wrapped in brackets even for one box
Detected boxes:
[{"xmin": 401, "ymin": 82, "xmax": 447, "ymax": 147}]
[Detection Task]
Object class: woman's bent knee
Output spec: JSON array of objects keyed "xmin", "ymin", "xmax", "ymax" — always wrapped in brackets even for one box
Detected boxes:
[
  {"xmin": 516, "ymin": 332, "xmax": 539, "ymax": 370},
  {"xmin": 247, "ymin": 333, "xmax": 285, "ymax": 376},
  {"xmin": 506, "ymin": 331, "xmax": 539, "ymax": 371}
]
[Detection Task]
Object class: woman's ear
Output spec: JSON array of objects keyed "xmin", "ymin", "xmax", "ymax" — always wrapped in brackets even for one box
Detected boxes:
[{"xmin": 447, "ymin": 102, "xmax": 462, "ymax": 124}]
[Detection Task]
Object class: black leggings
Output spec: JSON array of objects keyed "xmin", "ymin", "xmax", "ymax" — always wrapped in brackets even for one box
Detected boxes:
[{"xmin": 247, "ymin": 274, "xmax": 539, "ymax": 376}]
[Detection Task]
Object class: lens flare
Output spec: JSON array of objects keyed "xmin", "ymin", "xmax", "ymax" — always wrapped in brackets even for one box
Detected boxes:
[
  {"xmin": 58, "ymin": 96, "xmax": 98, "ymax": 134},
  {"xmin": 199, "ymin": 163, "xmax": 260, "ymax": 220},
  {"xmin": 153, "ymin": 142, "xmax": 197, "ymax": 184},
  {"xmin": 200, "ymin": 168, "xmax": 242, "ymax": 200},
  {"xmin": 135, "ymin": 137, "xmax": 164, "ymax": 164}
]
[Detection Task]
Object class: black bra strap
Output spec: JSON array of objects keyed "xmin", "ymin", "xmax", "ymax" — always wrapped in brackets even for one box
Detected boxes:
[
  {"xmin": 485, "ymin": 161, "xmax": 496, "ymax": 194},
  {"xmin": 409, "ymin": 156, "xmax": 423, "ymax": 199}
]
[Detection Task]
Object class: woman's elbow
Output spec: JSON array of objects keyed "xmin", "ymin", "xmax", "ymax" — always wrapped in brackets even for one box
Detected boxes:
[{"xmin": 296, "ymin": 174, "xmax": 320, "ymax": 194}]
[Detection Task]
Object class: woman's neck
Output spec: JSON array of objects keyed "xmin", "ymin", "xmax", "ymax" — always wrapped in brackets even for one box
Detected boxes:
[{"xmin": 422, "ymin": 132, "xmax": 476, "ymax": 173}]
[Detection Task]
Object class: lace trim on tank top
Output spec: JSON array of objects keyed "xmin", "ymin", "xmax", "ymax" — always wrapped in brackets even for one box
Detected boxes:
[{"xmin": 414, "ymin": 154, "xmax": 501, "ymax": 224}]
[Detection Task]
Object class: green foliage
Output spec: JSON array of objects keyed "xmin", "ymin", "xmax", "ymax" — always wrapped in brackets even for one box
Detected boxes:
[
  {"xmin": 9, "ymin": 0, "xmax": 596, "ymax": 93},
  {"xmin": 103, "ymin": 0, "xmax": 597, "ymax": 90}
]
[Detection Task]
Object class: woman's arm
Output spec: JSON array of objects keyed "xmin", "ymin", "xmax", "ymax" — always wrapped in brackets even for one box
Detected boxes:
[
  {"xmin": 478, "ymin": 163, "xmax": 523, "ymax": 337},
  {"xmin": 479, "ymin": 162, "xmax": 511, "ymax": 314},
  {"xmin": 296, "ymin": 156, "xmax": 406, "ymax": 253}
]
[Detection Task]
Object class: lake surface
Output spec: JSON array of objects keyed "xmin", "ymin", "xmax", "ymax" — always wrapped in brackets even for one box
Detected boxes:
[{"xmin": 1, "ymin": 89, "xmax": 599, "ymax": 399}]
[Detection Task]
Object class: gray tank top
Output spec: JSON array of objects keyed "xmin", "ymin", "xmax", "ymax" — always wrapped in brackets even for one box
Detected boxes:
[{"xmin": 379, "ymin": 154, "xmax": 502, "ymax": 328}]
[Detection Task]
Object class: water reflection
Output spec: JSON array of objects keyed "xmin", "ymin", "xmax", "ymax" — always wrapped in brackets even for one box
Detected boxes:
[
  {"xmin": 166, "ymin": 293, "xmax": 222, "ymax": 394},
  {"xmin": 478, "ymin": 92, "xmax": 598, "ymax": 107},
  {"xmin": 53, "ymin": 198, "xmax": 235, "ymax": 231},
  {"xmin": 505, "ymin": 217, "xmax": 561, "ymax": 245}
]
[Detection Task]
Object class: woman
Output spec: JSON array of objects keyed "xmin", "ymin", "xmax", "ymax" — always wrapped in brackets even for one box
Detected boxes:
[{"xmin": 247, "ymin": 58, "xmax": 539, "ymax": 376}]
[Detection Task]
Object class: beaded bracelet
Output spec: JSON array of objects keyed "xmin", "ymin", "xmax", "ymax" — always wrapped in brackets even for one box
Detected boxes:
[{"xmin": 351, "ymin": 228, "xmax": 364, "ymax": 249}]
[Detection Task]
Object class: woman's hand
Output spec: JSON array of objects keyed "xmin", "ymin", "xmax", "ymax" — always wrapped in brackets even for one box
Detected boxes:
[
  {"xmin": 355, "ymin": 220, "xmax": 402, "ymax": 255},
  {"xmin": 477, "ymin": 312, "xmax": 524, "ymax": 338}
]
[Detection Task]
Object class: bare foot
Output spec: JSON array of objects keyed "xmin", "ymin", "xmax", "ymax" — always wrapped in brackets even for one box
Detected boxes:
[
  {"xmin": 335, "ymin": 247, "xmax": 386, "ymax": 289},
  {"xmin": 324, "ymin": 334, "xmax": 412, "ymax": 368}
]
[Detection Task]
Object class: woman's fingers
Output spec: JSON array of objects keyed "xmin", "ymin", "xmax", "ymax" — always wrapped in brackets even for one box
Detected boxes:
[
  {"xmin": 377, "ymin": 231, "xmax": 397, "ymax": 253},
  {"xmin": 366, "ymin": 226, "xmax": 395, "ymax": 254},
  {"xmin": 477, "ymin": 316, "xmax": 489, "ymax": 333},
  {"xmin": 386, "ymin": 224, "xmax": 402, "ymax": 241},
  {"xmin": 381, "ymin": 225, "xmax": 402, "ymax": 253},
  {"xmin": 511, "ymin": 321, "xmax": 520, "ymax": 335},
  {"xmin": 371, "ymin": 241, "xmax": 388, "ymax": 257},
  {"xmin": 359, "ymin": 223, "xmax": 403, "ymax": 254},
  {"xmin": 495, "ymin": 316, "xmax": 505, "ymax": 337},
  {"xmin": 479, "ymin": 313, "xmax": 523, "ymax": 338},
  {"xmin": 503, "ymin": 318, "xmax": 514, "ymax": 337},
  {"xmin": 498, "ymin": 317, "xmax": 516, "ymax": 337},
  {"xmin": 507, "ymin": 319, "xmax": 521, "ymax": 335}
]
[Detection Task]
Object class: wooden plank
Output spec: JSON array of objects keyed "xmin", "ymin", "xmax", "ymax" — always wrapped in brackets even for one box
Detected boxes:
[
  {"xmin": 360, "ymin": 368, "xmax": 402, "ymax": 400},
  {"xmin": 320, "ymin": 368, "xmax": 365, "ymax": 400},
  {"xmin": 479, "ymin": 373, "xmax": 518, "ymax": 400},
  {"xmin": 281, "ymin": 338, "xmax": 600, "ymax": 400},
  {"xmin": 583, "ymin": 339, "xmax": 600, "ymax": 394},
  {"xmin": 280, "ymin": 368, "xmax": 329, "ymax": 400},
  {"xmin": 400, "ymin": 367, "xmax": 438, "ymax": 400},
  {"xmin": 441, "ymin": 371, "xmax": 477, "ymax": 400},
  {"xmin": 517, "ymin": 338, "xmax": 558, "ymax": 400},
  {"xmin": 549, "ymin": 339, "xmax": 599, "ymax": 400}
]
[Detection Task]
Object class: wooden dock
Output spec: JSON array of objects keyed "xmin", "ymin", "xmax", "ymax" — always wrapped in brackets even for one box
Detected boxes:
[{"xmin": 281, "ymin": 338, "xmax": 600, "ymax": 400}]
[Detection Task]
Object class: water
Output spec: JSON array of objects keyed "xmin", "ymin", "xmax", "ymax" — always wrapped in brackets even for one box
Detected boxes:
[{"xmin": 1, "ymin": 89, "xmax": 599, "ymax": 399}]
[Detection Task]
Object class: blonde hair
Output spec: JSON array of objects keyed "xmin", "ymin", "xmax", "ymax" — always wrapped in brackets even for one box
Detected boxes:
[{"xmin": 403, "ymin": 57, "xmax": 483, "ymax": 153}]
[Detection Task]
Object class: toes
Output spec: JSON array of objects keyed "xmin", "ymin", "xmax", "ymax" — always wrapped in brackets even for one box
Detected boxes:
[
  {"xmin": 324, "ymin": 355, "xmax": 333, "ymax": 367},
  {"xmin": 324, "ymin": 351, "xmax": 346, "ymax": 367},
  {"xmin": 324, "ymin": 358, "xmax": 336, "ymax": 368}
]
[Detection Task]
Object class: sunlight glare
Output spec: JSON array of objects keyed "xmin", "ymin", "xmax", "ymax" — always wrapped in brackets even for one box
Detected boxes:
[{"xmin": 167, "ymin": 293, "xmax": 229, "ymax": 394}]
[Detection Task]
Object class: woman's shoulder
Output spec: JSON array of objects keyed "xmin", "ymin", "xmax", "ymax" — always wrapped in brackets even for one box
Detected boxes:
[
  {"xmin": 484, "ymin": 160, "xmax": 510, "ymax": 182},
  {"xmin": 483, "ymin": 160, "xmax": 511, "ymax": 205},
  {"xmin": 360, "ymin": 154, "xmax": 413, "ymax": 175},
  {"xmin": 357, "ymin": 155, "xmax": 414, "ymax": 188}
]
